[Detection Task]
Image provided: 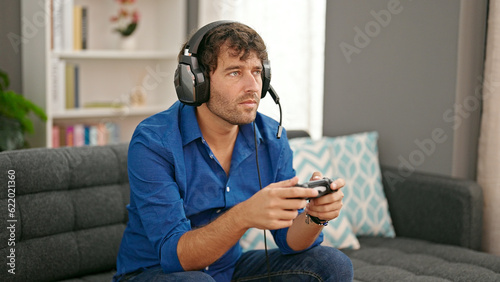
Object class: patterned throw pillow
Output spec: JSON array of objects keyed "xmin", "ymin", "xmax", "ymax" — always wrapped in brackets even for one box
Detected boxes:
[
  {"xmin": 290, "ymin": 139, "xmax": 361, "ymax": 250},
  {"xmin": 325, "ymin": 132, "xmax": 395, "ymax": 237}
]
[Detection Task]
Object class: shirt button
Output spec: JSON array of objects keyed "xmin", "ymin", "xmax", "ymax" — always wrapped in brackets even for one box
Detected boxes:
[
  {"xmin": 216, "ymin": 209, "xmax": 221, "ymax": 213},
  {"xmin": 226, "ymin": 186, "xmax": 230, "ymax": 192},
  {"xmin": 205, "ymin": 266, "xmax": 209, "ymax": 271}
]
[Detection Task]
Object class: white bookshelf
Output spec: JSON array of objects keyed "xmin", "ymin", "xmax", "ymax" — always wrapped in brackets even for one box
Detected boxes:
[
  {"xmin": 53, "ymin": 50, "xmax": 178, "ymax": 60},
  {"xmin": 21, "ymin": 0, "xmax": 186, "ymax": 148},
  {"xmin": 52, "ymin": 106, "xmax": 168, "ymax": 119}
]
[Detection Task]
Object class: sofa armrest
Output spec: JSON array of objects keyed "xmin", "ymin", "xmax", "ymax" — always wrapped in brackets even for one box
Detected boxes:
[{"xmin": 381, "ymin": 166, "xmax": 483, "ymax": 250}]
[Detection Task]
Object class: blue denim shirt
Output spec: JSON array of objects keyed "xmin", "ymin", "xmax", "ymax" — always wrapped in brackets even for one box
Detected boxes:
[{"xmin": 115, "ymin": 101, "xmax": 322, "ymax": 281}]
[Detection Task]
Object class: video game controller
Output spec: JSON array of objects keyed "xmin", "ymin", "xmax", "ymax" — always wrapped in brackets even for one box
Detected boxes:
[{"xmin": 295, "ymin": 177, "xmax": 336, "ymax": 199}]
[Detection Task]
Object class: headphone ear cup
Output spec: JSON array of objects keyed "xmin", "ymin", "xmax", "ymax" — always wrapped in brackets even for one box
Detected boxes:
[
  {"xmin": 195, "ymin": 76, "xmax": 210, "ymax": 105},
  {"xmin": 174, "ymin": 63, "xmax": 197, "ymax": 105},
  {"xmin": 261, "ymin": 60, "xmax": 271, "ymax": 98},
  {"xmin": 175, "ymin": 56, "xmax": 210, "ymax": 106}
]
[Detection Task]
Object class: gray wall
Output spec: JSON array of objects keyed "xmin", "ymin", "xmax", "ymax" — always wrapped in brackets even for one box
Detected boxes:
[
  {"xmin": 0, "ymin": 0, "xmax": 22, "ymax": 94},
  {"xmin": 324, "ymin": 0, "xmax": 487, "ymax": 179}
]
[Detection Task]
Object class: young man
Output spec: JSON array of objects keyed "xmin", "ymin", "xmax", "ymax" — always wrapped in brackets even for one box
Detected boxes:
[{"xmin": 114, "ymin": 21, "xmax": 353, "ymax": 281}]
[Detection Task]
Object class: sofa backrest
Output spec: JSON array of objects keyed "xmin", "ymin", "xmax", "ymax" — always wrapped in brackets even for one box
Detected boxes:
[{"xmin": 0, "ymin": 144, "xmax": 130, "ymax": 281}]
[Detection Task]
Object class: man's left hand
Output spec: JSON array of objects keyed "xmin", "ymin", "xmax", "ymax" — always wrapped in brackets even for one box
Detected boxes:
[{"xmin": 304, "ymin": 172, "xmax": 345, "ymax": 222}]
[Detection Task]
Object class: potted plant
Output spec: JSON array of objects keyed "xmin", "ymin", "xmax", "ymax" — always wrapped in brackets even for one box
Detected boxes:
[
  {"xmin": 110, "ymin": 0, "xmax": 140, "ymax": 50},
  {"xmin": 0, "ymin": 69, "xmax": 47, "ymax": 151}
]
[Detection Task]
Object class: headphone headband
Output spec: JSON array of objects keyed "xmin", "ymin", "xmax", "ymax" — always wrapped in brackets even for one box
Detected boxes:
[{"xmin": 186, "ymin": 21, "xmax": 233, "ymax": 56}]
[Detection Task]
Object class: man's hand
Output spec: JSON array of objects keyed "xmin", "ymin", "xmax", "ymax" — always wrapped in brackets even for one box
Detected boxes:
[
  {"xmin": 236, "ymin": 177, "xmax": 319, "ymax": 230},
  {"xmin": 304, "ymin": 172, "xmax": 345, "ymax": 222}
]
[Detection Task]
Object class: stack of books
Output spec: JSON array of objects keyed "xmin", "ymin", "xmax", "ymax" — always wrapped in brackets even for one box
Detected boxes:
[
  {"xmin": 52, "ymin": 122, "xmax": 120, "ymax": 148},
  {"xmin": 52, "ymin": 1, "xmax": 87, "ymax": 51},
  {"xmin": 51, "ymin": 1, "xmax": 87, "ymax": 113}
]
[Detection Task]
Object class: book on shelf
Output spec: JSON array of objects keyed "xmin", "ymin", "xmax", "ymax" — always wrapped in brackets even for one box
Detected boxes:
[
  {"xmin": 66, "ymin": 126, "xmax": 74, "ymax": 147},
  {"xmin": 81, "ymin": 6, "xmax": 88, "ymax": 49},
  {"xmin": 51, "ymin": 0, "xmax": 61, "ymax": 51},
  {"xmin": 73, "ymin": 5, "xmax": 82, "ymax": 50},
  {"xmin": 89, "ymin": 125, "xmax": 98, "ymax": 146},
  {"xmin": 51, "ymin": 57, "xmax": 66, "ymax": 113},
  {"xmin": 73, "ymin": 5, "xmax": 88, "ymax": 50},
  {"xmin": 73, "ymin": 124, "xmax": 85, "ymax": 147},
  {"xmin": 74, "ymin": 64, "xmax": 80, "ymax": 108},
  {"xmin": 52, "ymin": 122, "xmax": 121, "ymax": 148},
  {"xmin": 52, "ymin": 59, "xmax": 83, "ymax": 113},
  {"xmin": 52, "ymin": 125, "xmax": 60, "ymax": 148},
  {"xmin": 51, "ymin": 0, "xmax": 74, "ymax": 51},
  {"xmin": 64, "ymin": 63, "xmax": 79, "ymax": 109}
]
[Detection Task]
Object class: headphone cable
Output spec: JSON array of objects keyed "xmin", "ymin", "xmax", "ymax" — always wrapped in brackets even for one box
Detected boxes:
[{"xmin": 253, "ymin": 121, "xmax": 272, "ymax": 282}]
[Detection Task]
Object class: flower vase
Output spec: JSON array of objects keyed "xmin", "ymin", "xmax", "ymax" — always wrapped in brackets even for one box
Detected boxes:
[{"xmin": 119, "ymin": 36, "xmax": 137, "ymax": 51}]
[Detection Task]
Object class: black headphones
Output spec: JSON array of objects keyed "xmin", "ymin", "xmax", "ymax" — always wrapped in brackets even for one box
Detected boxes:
[{"xmin": 174, "ymin": 21, "xmax": 272, "ymax": 107}]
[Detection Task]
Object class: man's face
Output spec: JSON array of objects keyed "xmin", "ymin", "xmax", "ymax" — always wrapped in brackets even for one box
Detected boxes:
[{"xmin": 206, "ymin": 45, "xmax": 263, "ymax": 126}]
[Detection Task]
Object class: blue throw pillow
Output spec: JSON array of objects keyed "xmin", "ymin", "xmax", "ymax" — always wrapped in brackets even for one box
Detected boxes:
[
  {"xmin": 325, "ymin": 132, "xmax": 395, "ymax": 237},
  {"xmin": 289, "ymin": 139, "xmax": 361, "ymax": 249}
]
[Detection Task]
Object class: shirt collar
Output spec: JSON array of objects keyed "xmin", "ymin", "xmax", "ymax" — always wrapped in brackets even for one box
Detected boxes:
[{"xmin": 180, "ymin": 103, "xmax": 203, "ymax": 146}]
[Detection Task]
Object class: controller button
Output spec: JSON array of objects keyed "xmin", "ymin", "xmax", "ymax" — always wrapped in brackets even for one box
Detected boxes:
[{"xmin": 316, "ymin": 187, "xmax": 327, "ymax": 193}]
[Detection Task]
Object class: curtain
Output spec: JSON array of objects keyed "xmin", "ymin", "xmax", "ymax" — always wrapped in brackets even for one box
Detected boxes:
[
  {"xmin": 198, "ymin": 0, "xmax": 326, "ymax": 139},
  {"xmin": 477, "ymin": 0, "xmax": 500, "ymax": 255}
]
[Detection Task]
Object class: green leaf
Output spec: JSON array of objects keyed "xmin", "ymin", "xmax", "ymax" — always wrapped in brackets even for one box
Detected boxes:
[
  {"xmin": 0, "ymin": 69, "xmax": 10, "ymax": 92},
  {"xmin": 0, "ymin": 70, "xmax": 46, "ymax": 137},
  {"xmin": 121, "ymin": 22, "xmax": 137, "ymax": 37}
]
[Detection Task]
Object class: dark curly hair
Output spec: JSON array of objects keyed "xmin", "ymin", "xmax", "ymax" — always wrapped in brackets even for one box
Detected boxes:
[{"xmin": 179, "ymin": 22, "xmax": 268, "ymax": 76}]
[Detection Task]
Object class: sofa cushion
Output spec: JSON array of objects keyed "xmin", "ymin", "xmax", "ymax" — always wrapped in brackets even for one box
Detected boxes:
[{"xmin": 343, "ymin": 237, "xmax": 500, "ymax": 282}]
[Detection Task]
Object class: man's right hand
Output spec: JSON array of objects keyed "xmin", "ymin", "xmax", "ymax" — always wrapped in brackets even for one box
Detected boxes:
[{"xmin": 235, "ymin": 176, "xmax": 319, "ymax": 230}]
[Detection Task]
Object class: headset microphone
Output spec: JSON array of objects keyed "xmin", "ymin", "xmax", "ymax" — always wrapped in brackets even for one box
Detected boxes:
[{"xmin": 267, "ymin": 85, "xmax": 283, "ymax": 139}]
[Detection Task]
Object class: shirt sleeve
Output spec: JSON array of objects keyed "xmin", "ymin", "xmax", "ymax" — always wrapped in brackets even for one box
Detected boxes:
[
  {"xmin": 127, "ymin": 127, "xmax": 189, "ymax": 273},
  {"xmin": 271, "ymin": 133, "xmax": 324, "ymax": 254}
]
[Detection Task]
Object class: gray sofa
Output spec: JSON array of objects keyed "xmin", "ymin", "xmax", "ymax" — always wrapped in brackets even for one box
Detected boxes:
[{"xmin": 0, "ymin": 140, "xmax": 499, "ymax": 281}]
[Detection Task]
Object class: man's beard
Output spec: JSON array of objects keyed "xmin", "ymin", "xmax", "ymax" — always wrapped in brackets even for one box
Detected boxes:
[{"xmin": 206, "ymin": 91, "xmax": 260, "ymax": 125}]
